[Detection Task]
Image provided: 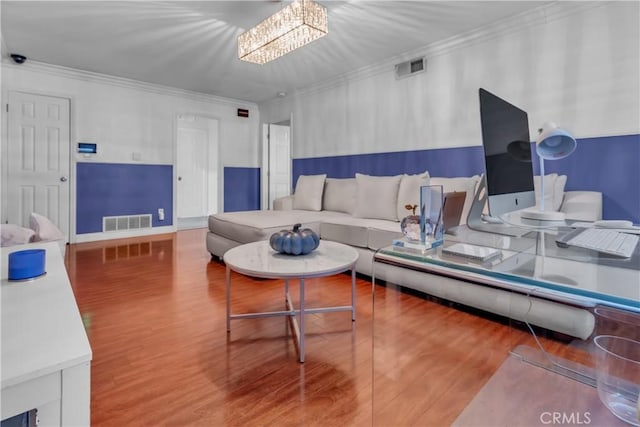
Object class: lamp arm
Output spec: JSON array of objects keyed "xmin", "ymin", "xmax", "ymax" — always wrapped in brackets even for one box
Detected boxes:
[{"xmin": 539, "ymin": 156, "xmax": 546, "ymax": 212}]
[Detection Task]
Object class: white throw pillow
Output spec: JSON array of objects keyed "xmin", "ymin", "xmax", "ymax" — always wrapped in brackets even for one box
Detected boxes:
[
  {"xmin": 396, "ymin": 171, "xmax": 430, "ymax": 220},
  {"xmin": 29, "ymin": 212, "xmax": 65, "ymax": 242},
  {"xmin": 323, "ymin": 178, "xmax": 357, "ymax": 214},
  {"xmin": 553, "ymin": 175, "xmax": 567, "ymax": 211},
  {"xmin": 429, "ymin": 175, "xmax": 481, "ymax": 225},
  {"xmin": 354, "ymin": 173, "xmax": 402, "ymax": 221},
  {"xmin": 533, "ymin": 173, "xmax": 558, "ymax": 211},
  {"xmin": 292, "ymin": 174, "xmax": 326, "ymax": 211},
  {"xmin": 1, "ymin": 224, "xmax": 36, "ymax": 247}
]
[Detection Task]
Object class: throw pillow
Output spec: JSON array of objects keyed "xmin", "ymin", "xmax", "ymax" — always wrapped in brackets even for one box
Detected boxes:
[
  {"xmin": 1, "ymin": 224, "xmax": 36, "ymax": 247},
  {"xmin": 396, "ymin": 171, "xmax": 430, "ymax": 220},
  {"xmin": 29, "ymin": 212, "xmax": 65, "ymax": 242},
  {"xmin": 429, "ymin": 175, "xmax": 481, "ymax": 225},
  {"xmin": 533, "ymin": 173, "xmax": 558, "ymax": 211},
  {"xmin": 553, "ymin": 175, "xmax": 567, "ymax": 211},
  {"xmin": 323, "ymin": 178, "xmax": 357, "ymax": 214},
  {"xmin": 354, "ymin": 173, "xmax": 402, "ymax": 221},
  {"xmin": 292, "ymin": 174, "xmax": 326, "ymax": 211}
]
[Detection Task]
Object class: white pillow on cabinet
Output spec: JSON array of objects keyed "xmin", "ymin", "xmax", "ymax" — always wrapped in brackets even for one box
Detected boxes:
[
  {"xmin": 1, "ymin": 224, "xmax": 35, "ymax": 246},
  {"xmin": 29, "ymin": 212, "xmax": 64, "ymax": 242}
]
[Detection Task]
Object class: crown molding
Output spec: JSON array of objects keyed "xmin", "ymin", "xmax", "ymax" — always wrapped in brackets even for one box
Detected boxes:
[
  {"xmin": 1, "ymin": 59, "xmax": 258, "ymax": 109},
  {"xmin": 296, "ymin": 1, "xmax": 606, "ymax": 99}
]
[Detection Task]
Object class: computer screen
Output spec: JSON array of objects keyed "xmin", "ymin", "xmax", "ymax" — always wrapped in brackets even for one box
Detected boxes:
[{"xmin": 478, "ymin": 88, "xmax": 536, "ymax": 217}]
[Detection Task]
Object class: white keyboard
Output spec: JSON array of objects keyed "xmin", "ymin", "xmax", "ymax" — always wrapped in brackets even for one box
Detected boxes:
[{"xmin": 556, "ymin": 228, "xmax": 639, "ymax": 258}]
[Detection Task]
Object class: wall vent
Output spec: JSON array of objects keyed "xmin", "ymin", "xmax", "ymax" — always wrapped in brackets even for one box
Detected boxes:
[
  {"xmin": 103, "ymin": 214, "xmax": 152, "ymax": 232},
  {"xmin": 395, "ymin": 57, "xmax": 426, "ymax": 80}
]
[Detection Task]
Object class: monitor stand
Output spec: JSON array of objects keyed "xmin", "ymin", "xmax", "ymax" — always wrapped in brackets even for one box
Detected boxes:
[{"xmin": 466, "ymin": 178, "xmax": 531, "ymax": 237}]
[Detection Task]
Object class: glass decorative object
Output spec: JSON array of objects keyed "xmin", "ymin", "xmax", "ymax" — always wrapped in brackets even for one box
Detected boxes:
[
  {"xmin": 420, "ymin": 185, "xmax": 444, "ymax": 246},
  {"xmin": 400, "ymin": 204, "xmax": 421, "ymax": 242}
]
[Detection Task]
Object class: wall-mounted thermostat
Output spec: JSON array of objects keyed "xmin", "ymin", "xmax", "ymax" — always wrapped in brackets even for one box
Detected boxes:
[{"xmin": 78, "ymin": 142, "xmax": 97, "ymax": 154}]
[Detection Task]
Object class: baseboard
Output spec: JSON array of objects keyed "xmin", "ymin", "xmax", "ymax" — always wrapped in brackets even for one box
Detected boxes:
[{"xmin": 74, "ymin": 225, "xmax": 176, "ymax": 243}]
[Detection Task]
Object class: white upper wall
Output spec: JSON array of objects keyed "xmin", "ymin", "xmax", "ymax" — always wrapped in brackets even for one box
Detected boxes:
[
  {"xmin": 259, "ymin": 2, "xmax": 640, "ymax": 159},
  {"xmin": 1, "ymin": 61, "xmax": 259, "ymax": 166}
]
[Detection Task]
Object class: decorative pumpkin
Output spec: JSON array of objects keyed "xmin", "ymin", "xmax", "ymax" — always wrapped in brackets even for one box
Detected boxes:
[{"xmin": 269, "ymin": 223, "xmax": 320, "ymax": 255}]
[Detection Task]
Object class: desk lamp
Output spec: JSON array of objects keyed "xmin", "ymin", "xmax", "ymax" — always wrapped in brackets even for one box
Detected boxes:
[{"xmin": 521, "ymin": 122, "xmax": 577, "ymax": 221}]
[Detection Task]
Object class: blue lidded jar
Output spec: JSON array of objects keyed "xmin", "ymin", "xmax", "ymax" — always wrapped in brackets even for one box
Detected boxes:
[{"xmin": 8, "ymin": 249, "xmax": 46, "ymax": 281}]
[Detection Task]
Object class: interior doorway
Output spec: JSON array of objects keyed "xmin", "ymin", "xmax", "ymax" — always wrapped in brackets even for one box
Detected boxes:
[
  {"xmin": 5, "ymin": 91, "xmax": 71, "ymax": 241},
  {"xmin": 176, "ymin": 114, "xmax": 219, "ymax": 229},
  {"xmin": 261, "ymin": 120, "xmax": 291, "ymax": 210}
]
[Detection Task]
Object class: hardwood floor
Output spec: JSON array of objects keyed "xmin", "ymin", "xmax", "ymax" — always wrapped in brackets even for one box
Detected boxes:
[{"xmin": 65, "ymin": 229, "xmax": 583, "ymax": 426}]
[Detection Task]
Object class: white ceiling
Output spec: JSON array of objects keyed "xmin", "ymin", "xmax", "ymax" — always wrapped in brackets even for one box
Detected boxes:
[{"xmin": 1, "ymin": 1, "xmax": 552, "ymax": 103}]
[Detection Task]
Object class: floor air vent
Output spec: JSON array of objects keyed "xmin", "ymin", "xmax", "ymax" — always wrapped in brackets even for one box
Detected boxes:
[{"xmin": 103, "ymin": 214, "xmax": 152, "ymax": 232}]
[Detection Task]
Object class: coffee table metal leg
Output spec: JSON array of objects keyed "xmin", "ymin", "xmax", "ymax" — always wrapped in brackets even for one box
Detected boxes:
[
  {"xmin": 226, "ymin": 265, "xmax": 231, "ymax": 332},
  {"xmin": 299, "ymin": 278, "xmax": 305, "ymax": 363},
  {"xmin": 351, "ymin": 268, "xmax": 356, "ymax": 321}
]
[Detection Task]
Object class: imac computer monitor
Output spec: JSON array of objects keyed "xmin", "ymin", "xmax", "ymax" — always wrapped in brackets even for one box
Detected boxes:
[{"xmin": 478, "ymin": 88, "xmax": 536, "ymax": 218}]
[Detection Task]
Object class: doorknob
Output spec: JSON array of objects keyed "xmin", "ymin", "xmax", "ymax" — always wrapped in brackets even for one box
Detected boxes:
[
  {"xmin": 178, "ymin": 176, "xmax": 182, "ymax": 181},
  {"xmin": 60, "ymin": 176, "xmax": 68, "ymax": 182}
]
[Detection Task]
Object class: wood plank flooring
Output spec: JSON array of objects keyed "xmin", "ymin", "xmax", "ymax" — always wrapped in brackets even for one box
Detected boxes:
[{"xmin": 64, "ymin": 229, "xmax": 585, "ymax": 426}]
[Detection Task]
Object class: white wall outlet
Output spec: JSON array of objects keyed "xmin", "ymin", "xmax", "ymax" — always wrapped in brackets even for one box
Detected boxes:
[{"xmin": 158, "ymin": 208, "xmax": 165, "ymax": 221}]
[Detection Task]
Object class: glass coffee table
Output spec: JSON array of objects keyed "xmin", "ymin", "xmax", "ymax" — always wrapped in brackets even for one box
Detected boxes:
[
  {"xmin": 372, "ymin": 225, "xmax": 640, "ymax": 425},
  {"xmin": 223, "ymin": 240, "xmax": 358, "ymax": 362}
]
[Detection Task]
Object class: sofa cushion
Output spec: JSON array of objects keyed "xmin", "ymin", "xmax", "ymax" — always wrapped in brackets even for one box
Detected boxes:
[
  {"xmin": 209, "ymin": 210, "xmax": 348, "ymax": 244},
  {"xmin": 1, "ymin": 224, "xmax": 35, "ymax": 247},
  {"xmin": 354, "ymin": 173, "xmax": 402, "ymax": 221},
  {"xmin": 396, "ymin": 171, "xmax": 430, "ymax": 221},
  {"xmin": 429, "ymin": 175, "xmax": 481, "ymax": 225},
  {"xmin": 320, "ymin": 217, "xmax": 402, "ymax": 250},
  {"xmin": 323, "ymin": 178, "xmax": 357, "ymax": 214},
  {"xmin": 293, "ymin": 174, "xmax": 326, "ymax": 211},
  {"xmin": 367, "ymin": 221, "xmax": 404, "ymax": 251},
  {"xmin": 553, "ymin": 175, "xmax": 567, "ymax": 211},
  {"xmin": 532, "ymin": 173, "xmax": 567, "ymax": 212},
  {"xmin": 29, "ymin": 212, "xmax": 64, "ymax": 242},
  {"xmin": 320, "ymin": 217, "xmax": 370, "ymax": 248}
]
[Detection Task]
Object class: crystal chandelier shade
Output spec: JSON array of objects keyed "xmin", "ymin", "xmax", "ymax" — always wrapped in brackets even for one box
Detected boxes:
[{"xmin": 238, "ymin": 0, "xmax": 328, "ymax": 65}]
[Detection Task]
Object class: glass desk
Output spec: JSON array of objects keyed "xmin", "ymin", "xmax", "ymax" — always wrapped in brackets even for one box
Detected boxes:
[
  {"xmin": 371, "ymin": 225, "xmax": 639, "ymax": 426},
  {"xmin": 375, "ymin": 225, "xmax": 640, "ymax": 313}
]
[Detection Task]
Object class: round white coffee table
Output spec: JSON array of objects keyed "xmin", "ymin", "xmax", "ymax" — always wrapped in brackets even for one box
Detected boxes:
[{"xmin": 223, "ymin": 240, "xmax": 359, "ymax": 363}]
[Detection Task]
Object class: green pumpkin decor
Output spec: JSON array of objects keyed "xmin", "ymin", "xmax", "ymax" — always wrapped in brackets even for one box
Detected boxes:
[{"xmin": 269, "ymin": 223, "xmax": 320, "ymax": 255}]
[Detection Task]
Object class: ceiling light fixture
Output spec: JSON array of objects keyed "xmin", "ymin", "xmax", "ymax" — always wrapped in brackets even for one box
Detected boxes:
[{"xmin": 238, "ymin": 0, "xmax": 328, "ymax": 65}]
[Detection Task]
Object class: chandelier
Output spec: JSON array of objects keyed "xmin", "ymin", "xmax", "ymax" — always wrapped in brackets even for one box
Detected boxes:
[{"xmin": 238, "ymin": 0, "xmax": 328, "ymax": 65}]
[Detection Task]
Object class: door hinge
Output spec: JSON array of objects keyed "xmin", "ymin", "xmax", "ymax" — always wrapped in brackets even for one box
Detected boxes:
[{"xmin": 5, "ymin": 104, "xmax": 8, "ymax": 112}]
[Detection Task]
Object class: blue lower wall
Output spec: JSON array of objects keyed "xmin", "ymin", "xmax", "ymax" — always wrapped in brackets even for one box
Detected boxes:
[
  {"xmin": 292, "ymin": 134, "xmax": 640, "ymax": 222},
  {"xmin": 76, "ymin": 163, "xmax": 173, "ymax": 234},
  {"xmin": 74, "ymin": 135, "xmax": 638, "ymax": 233},
  {"xmin": 223, "ymin": 167, "xmax": 260, "ymax": 212}
]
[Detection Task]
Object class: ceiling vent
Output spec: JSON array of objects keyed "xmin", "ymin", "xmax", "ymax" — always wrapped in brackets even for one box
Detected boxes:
[{"xmin": 395, "ymin": 57, "xmax": 426, "ymax": 80}]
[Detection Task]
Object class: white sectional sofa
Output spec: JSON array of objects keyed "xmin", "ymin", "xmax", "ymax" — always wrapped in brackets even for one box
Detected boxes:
[
  {"xmin": 207, "ymin": 172, "xmax": 602, "ymax": 274},
  {"xmin": 206, "ymin": 172, "xmax": 603, "ymax": 340}
]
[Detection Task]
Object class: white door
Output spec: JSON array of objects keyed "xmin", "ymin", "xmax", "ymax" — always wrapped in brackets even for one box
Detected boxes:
[
  {"xmin": 6, "ymin": 91, "xmax": 70, "ymax": 241},
  {"xmin": 268, "ymin": 124, "xmax": 291, "ymax": 209},
  {"xmin": 176, "ymin": 116, "xmax": 218, "ymax": 227}
]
